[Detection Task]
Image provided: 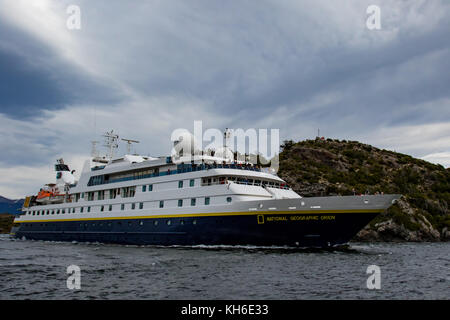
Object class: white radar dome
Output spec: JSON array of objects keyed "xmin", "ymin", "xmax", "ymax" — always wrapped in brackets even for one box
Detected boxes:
[
  {"xmin": 172, "ymin": 131, "xmax": 201, "ymax": 157},
  {"xmin": 214, "ymin": 146, "xmax": 234, "ymax": 161}
]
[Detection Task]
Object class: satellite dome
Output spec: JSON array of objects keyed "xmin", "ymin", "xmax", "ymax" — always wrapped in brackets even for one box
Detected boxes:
[
  {"xmin": 172, "ymin": 131, "xmax": 201, "ymax": 157},
  {"xmin": 214, "ymin": 146, "xmax": 234, "ymax": 161}
]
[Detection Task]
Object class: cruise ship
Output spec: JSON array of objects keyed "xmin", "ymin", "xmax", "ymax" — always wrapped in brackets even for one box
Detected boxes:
[{"xmin": 12, "ymin": 131, "xmax": 400, "ymax": 248}]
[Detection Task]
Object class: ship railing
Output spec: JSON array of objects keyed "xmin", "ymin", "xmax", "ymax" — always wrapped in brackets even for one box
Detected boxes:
[{"xmin": 88, "ymin": 163, "xmax": 264, "ymax": 186}]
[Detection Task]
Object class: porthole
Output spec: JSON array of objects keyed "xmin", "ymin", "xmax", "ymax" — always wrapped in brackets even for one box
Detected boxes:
[
  {"xmin": 154, "ymin": 220, "xmax": 159, "ymax": 226},
  {"xmin": 167, "ymin": 220, "xmax": 171, "ymax": 226}
]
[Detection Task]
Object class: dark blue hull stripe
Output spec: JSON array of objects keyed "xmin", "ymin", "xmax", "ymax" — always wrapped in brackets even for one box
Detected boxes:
[{"xmin": 14, "ymin": 212, "xmax": 379, "ymax": 247}]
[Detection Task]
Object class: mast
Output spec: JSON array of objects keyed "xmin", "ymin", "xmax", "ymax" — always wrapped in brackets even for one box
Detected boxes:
[
  {"xmin": 103, "ymin": 130, "xmax": 119, "ymax": 160},
  {"xmin": 121, "ymin": 138, "xmax": 140, "ymax": 155}
]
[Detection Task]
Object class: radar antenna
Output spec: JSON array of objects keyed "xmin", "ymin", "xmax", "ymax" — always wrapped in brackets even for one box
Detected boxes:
[
  {"xmin": 121, "ymin": 138, "xmax": 140, "ymax": 154},
  {"xmin": 103, "ymin": 130, "xmax": 119, "ymax": 159}
]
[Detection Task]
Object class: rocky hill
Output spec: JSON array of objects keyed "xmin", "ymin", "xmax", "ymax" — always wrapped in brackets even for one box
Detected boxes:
[{"xmin": 278, "ymin": 138, "xmax": 450, "ymax": 242}]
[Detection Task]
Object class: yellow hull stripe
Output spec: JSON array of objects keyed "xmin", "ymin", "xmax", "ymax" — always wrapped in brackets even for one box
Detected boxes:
[{"xmin": 14, "ymin": 209, "xmax": 384, "ymax": 223}]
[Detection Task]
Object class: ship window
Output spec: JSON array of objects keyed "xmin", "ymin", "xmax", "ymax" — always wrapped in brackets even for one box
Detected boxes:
[
  {"xmin": 46, "ymin": 210, "xmax": 49, "ymax": 215},
  {"xmin": 180, "ymin": 220, "xmax": 185, "ymax": 225},
  {"xmin": 178, "ymin": 199, "xmax": 183, "ymax": 207},
  {"xmin": 191, "ymin": 198, "xmax": 196, "ymax": 206},
  {"xmin": 87, "ymin": 206, "xmax": 91, "ymax": 213},
  {"xmin": 132, "ymin": 203, "xmax": 136, "ymax": 210},
  {"xmin": 159, "ymin": 201, "xmax": 164, "ymax": 208},
  {"xmin": 73, "ymin": 208, "xmax": 76, "ymax": 213},
  {"xmin": 142, "ymin": 185, "xmax": 146, "ymax": 192},
  {"xmin": 205, "ymin": 197, "xmax": 210, "ymax": 205},
  {"xmin": 62, "ymin": 209, "xmax": 65, "ymax": 214},
  {"xmin": 190, "ymin": 179, "xmax": 195, "ymax": 187},
  {"xmin": 109, "ymin": 205, "xmax": 112, "ymax": 211},
  {"xmin": 178, "ymin": 181, "xmax": 183, "ymax": 188},
  {"xmin": 81, "ymin": 193, "xmax": 84, "ymax": 198},
  {"xmin": 139, "ymin": 202, "xmax": 144, "ymax": 210},
  {"xmin": 121, "ymin": 204, "xmax": 125, "ymax": 211},
  {"xmin": 139, "ymin": 221, "xmax": 144, "ymax": 226},
  {"xmin": 52, "ymin": 210, "xmax": 55, "ymax": 215},
  {"xmin": 167, "ymin": 220, "xmax": 171, "ymax": 225},
  {"xmin": 101, "ymin": 205, "xmax": 104, "ymax": 212},
  {"xmin": 57, "ymin": 210, "xmax": 60, "ymax": 214},
  {"xmin": 149, "ymin": 184, "xmax": 153, "ymax": 191},
  {"xmin": 154, "ymin": 220, "xmax": 158, "ymax": 226},
  {"xmin": 80, "ymin": 207, "xmax": 84, "ymax": 213},
  {"xmin": 227, "ymin": 197, "xmax": 232, "ymax": 203},
  {"xmin": 193, "ymin": 219, "xmax": 197, "ymax": 225},
  {"xmin": 32, "ymin": 211, "xmax": 35, "ymax": 216}
]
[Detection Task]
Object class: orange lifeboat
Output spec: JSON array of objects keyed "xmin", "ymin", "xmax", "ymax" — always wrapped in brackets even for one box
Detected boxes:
[{"xmin": 36, "ymin": 184, "xmax": 65, "ymax": 204}]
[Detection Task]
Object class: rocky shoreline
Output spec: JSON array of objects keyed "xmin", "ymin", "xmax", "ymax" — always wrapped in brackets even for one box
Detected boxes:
[{"xmin": 279, "ymin": 139, "xmax": 449, "ymax": 242}]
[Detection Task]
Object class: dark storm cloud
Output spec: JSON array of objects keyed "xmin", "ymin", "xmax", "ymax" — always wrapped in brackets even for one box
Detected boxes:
[{"xmin": 0, "ymin": 22, "xmax": 124, "ymax": 119}]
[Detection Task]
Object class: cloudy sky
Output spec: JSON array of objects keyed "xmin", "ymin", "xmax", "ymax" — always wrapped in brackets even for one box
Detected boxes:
[{"xmin": 0, "ymin": 0, "xmax": 449, "ymax": 198}]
